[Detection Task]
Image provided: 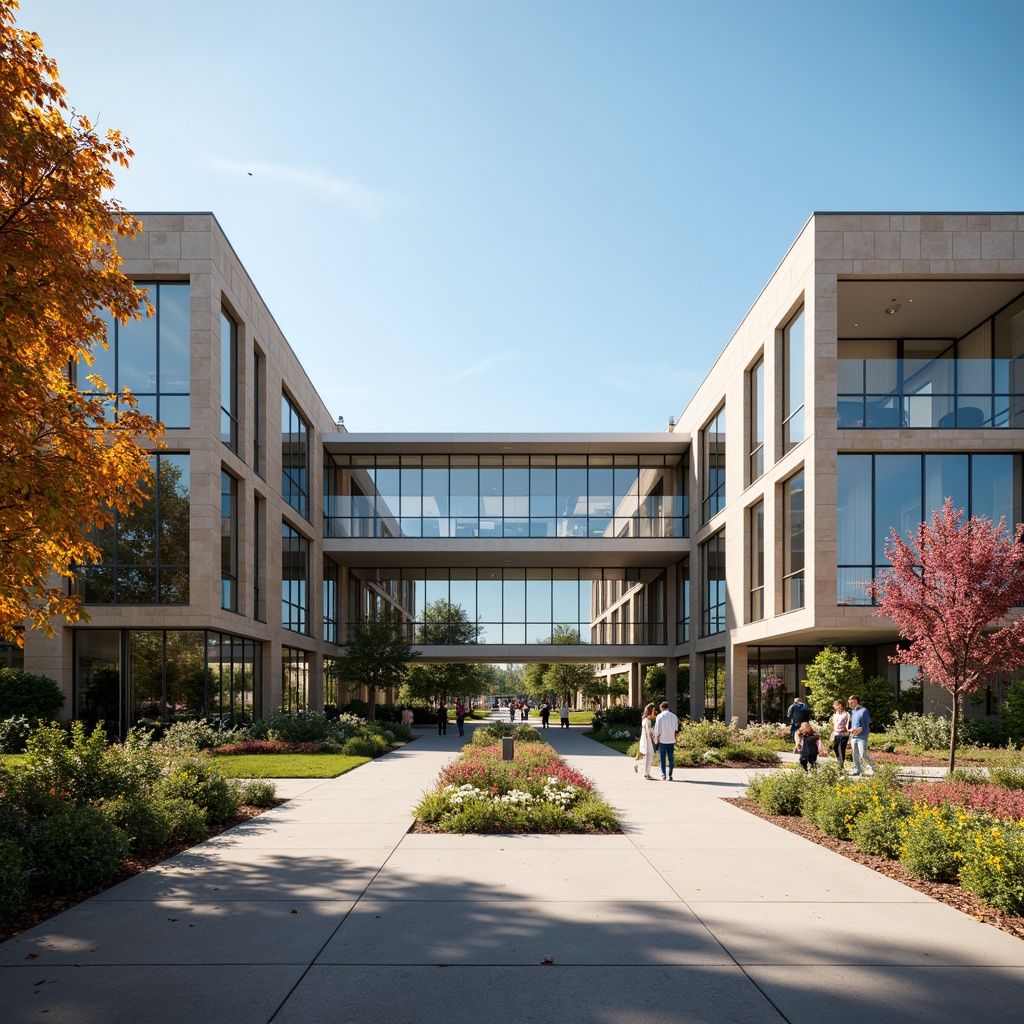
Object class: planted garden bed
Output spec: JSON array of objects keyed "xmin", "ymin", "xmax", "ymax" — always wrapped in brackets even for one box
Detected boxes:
[{"xmin": 414, "ymin": 730, "xmax": 619, "ymax": 833}]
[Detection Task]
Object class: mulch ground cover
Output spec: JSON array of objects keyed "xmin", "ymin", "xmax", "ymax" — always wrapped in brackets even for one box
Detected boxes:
[
  {"xmin": 726, "ymin": 796, "xmax": 1024, "ymax": 943},
  {"xmin": 0, "ymin": 801, "xmax": 282, "ymax": 946}
]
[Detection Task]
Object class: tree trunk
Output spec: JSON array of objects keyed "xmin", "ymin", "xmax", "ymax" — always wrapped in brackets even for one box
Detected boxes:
[
  {"xmin": 368, "ymin": 683, "xmax": 377, "ymax": 722},
  {"xmin": 948, "ymin": 693, "xmax": 960, "ymax": 774}
]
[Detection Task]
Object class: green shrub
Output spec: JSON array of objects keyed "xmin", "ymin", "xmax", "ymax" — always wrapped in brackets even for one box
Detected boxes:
[
  {"xmin": 1002, "ymin": 678, "xmax": 1024, "ymax": 744},
  {"xmin": 568, "ymin": 794, "xmax": 619, "ymax": 831},
  {"xmin": 0, "ymin": 832, "xmax": 25, "ymax": 918},
  {"xmin": 340, "ymin": 699, "xmax": 370, "ymax": 718},
  {"xmin": 947, "ymin": 767, "xmax": 988, "ymax": 785},
  {"xmin": 700, "ymin": 747, "xmax": 726, "ymax": 765},
  {"xmin": 162, "ymin": 796, "xmax": 209, "ymax": 843},
  {"xmin": 234, "ymin": 779, "xmax": 278, "ymax": 807},
  {"xmin": 0, "ymin": 715, "xmax": 31, "ymax": 754},
  {"xmin": 673, "ymin": 749, "xmax": 702, "ymax": 767},
  {"xmin": 800, "ymin": 762, "xmax": 873, "ymax": 838},
  {"xmin": 512, "ymin": 724, "xmax": 543, "ymax": 743},
  {"xmin": 747, "ymin": 768, "xmax": 806, "ymax": 815},
  {"xmin": 265, "ymin": 709, "xmax": 330, "ymax": 744},
  {"xmin": 886, "ymin": 713, "xmax": 951, "ymax": 750},
  {"xmin": 591, "ymin": 706, "xmax": 642, "ymax": 732},
  {"xmin": 719, "ymin": 743, "xmax": 780, "ymax": 765},
  {"xmin": 160, "ymin": 720, "xmax": 243, "ymax": 751},
  {"xmin": 0, "ymin": 668, "xmax": 64, "ymax": 720},
  {"xmin": 989, "ymin": 753, "xmax": 1024, "ymax": 791},
  {"xmin": 341, "ymin": 734, "xmax": 388, "ymax": 758},
  {"xmin": 100, "ymin": 793, "xmax": 171, "ymax": 853},
  {"xmin": 472, "ymin": 723, "xmax": 511, "ymax": 744},
  {"xmin": 156, "ymin": 755, "xmax": 240, "ymax": 825},
  {"xmin": 26, "ymin": 803, "xmax": 127, "ymax": 894},
  {"xmin": 957, "ymin": 819, "xmax": 1024, "ymax": 914},
  {"xmin": 958, "ymin": 718, "xmax": 1001, "ymax": 748},
  {"xmin": 898, "ymin": 804, "xmax": 968, "ymax": 881},
  {"xmin": 851, "ymin": 789, "xmax": 912, "ymax": 858},
  {"xmin": 679, "ymin": 718, "xmax": 736, "ymax": 749}
]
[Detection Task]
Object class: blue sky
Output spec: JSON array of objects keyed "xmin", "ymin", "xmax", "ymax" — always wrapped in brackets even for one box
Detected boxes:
[{"xmin": 20, "ymin": 0, "xmax": 1024, "ymax": 433}]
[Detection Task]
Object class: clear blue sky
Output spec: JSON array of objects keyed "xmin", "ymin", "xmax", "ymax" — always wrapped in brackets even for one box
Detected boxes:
[{"xmin": 20, "ymin": 0, "xmax": 1024, "ymax": 433}]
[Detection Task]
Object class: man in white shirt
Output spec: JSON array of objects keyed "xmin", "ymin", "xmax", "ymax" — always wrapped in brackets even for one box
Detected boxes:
[{"xmin": 653, "ymin": 701, "xmax": 680, "ymax": 781}]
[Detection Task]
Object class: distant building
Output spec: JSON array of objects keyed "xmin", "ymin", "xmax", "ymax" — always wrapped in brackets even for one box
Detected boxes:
[{"xmin": 19, "ymin": 212, "xmax": 1024, "ymax": 730}]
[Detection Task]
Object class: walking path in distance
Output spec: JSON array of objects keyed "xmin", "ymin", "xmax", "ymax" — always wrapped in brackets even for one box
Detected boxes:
[{"xmin": 1, "ymin": 716, "xmax": 1022, "ymax": 1023}]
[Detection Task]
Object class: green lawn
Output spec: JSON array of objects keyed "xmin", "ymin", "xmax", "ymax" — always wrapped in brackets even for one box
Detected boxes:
[
  {"xmin": 595, "ymin": 738, "xmax": 633, "ymax": 754},
  {"xmin": 212, "ymin": 753, "xmax": 371, "ymax": 778}
]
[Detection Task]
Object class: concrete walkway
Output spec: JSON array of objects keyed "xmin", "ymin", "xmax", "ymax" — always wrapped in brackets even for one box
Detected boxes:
[{"xmin": 2, "ymin": 720, "xmax": 1023, "ymax": 1023}]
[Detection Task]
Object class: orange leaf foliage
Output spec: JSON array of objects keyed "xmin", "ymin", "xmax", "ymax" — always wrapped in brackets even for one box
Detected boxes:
[{"xmin": 0, "ymin": 1, "xmax": 164, "ymax": 641}]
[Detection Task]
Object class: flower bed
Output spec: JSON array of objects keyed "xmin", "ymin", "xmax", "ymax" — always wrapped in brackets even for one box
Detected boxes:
[
  {"xmin": 744, "ymin": 762, "xmax": 1024, "ymax": 915},
  {"xmin": 415, "ymin": 740, "xmax": 619, "ymax": 833}
]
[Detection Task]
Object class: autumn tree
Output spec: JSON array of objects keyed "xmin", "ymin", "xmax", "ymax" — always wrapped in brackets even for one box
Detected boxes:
[
  {"xmin": 0, "ymin": 0, "xmax": 162, "ymax": 640},
  {"xmin": 334, "ymin": 608, "xmax": 418, "ymax": 721},
  {"xmin": 873, "ymin": 498, "xmax": 1024, "ymax": 771}
]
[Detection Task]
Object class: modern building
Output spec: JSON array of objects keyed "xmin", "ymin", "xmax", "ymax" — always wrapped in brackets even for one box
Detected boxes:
[{"xmin": 17, "ymin": 212, "xmax": 1024, "ymax": 730}]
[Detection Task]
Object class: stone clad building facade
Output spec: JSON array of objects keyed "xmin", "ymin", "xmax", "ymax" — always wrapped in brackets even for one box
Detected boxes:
[{"xmin": 18, "ymin": 212, "xmax": 1024, "ymax": 730}]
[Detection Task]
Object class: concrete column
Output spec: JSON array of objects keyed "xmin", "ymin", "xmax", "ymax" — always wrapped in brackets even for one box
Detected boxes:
[
  {"xmin": 725, "ymin": 643, "xmax": 749, "ymax": 727},
  {"xmin": 628, "ymin": 662, "xmax": 642, "ymax": 706},
  {"xmin": 665, "ymin": 656, "xmax": 679, "ymax": 716},
  {"xmin": 691, "ymin": 651, "xmax": 705, "ymax": 722}
]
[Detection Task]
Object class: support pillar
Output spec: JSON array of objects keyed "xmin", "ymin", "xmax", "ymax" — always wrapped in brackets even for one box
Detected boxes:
[
  {"xmin": 725, "ymin": 643, "xmax": 749, "ymax": 727},
  {"xmin": 628, "ymin": 662, "xmax": 642, "ymax": 706}
]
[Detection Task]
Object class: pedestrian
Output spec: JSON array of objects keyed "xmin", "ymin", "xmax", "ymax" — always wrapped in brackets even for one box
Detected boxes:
[
  {"xmin": 653, "ymin": 701, "xmax": 679, "ymax": 780},
  {"xmin": 521, "ymin": 702, "xmax": 528, "ymax": 721},
  {"xmin": 455, "ymin": 701, "xmax": 466, "ymax": 737},
  {"xmin": 794, "ymin": 721, "xmax": 821, "ymax": 771},
  {"xmin": 847, "ymin": 694, "xmax": 876, "ymax": 777},
  {"xmin": 830, "ymin": 698, "xmax": 850, "ymax": 773},
  {"xmin": 437, "ymin": 700, "xmax": 448, "ymax": 736},
  {"xmin": 401, "ymin": 706, "xmax": 414, "ymax": 729},
  {"xmin": 634, "ymin": 702, "xmax": 657, "ymax": 779},
  {"xmin": 786, "ymin": 694, "xmax": 811, "ymax": 742},
  {"xmin": 559, "ymin": 702, "xmax": 570, "ymax": 729},
  {"xmin": 509, "ymin": 702, "xmax": 515, "ymax": 723},
  {"xmin": 540, "ymin": 700, "xmax": 551, "ymax": 729}
]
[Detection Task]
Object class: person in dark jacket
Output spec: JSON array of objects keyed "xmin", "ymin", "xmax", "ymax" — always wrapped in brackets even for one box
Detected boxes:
[
  {"xmin": 437, "ymin": 701, "xmax": 448, "ymax": 736},
  {"xmin": 787, "ymin": 696, "xmax": 811, "ymax": 741}
]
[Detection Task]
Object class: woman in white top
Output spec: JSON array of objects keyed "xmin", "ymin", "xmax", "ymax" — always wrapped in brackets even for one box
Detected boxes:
[
  {"xmin": 830, "ymin": 698, "xmax": 850, "ymax": 773},
  {"xmin": 634, "ymin": 703, "xmax": 657, "ymax": 779}
]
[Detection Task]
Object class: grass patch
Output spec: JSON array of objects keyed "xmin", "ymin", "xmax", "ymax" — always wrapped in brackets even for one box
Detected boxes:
[
  {"xmin": 593, "ymin": 738, "xmax": 633, "ymax": 754},
  {"xmin": 212, "ymin": 753, "xmax": 370, "ymax": 778}
]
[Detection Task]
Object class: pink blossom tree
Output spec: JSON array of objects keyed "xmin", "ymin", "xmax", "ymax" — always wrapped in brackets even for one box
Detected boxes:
[{"xmin": 872, "ymin": 498, "xmax": 1024, "ymax": 771}]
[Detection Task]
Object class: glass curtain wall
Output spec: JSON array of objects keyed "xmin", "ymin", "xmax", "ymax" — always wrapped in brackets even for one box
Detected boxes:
[
  {"xmin": 837, "ymin": 452, "xmax": 1023, "ymax": 603},
  {"xmin": 676, "ymin": 557, "xmax": 690, "ymax": 643},
  {"xmin": 281, "ymin": 646, "xmax": 309, "ymax": 712},
  {"xmin": 220, "ymin": 310, "xmax": 238, "ymax": 449},
  {"xmin": 783, "ymin": 471, "xmax": 805, "ymax": 611},
  {"xmin": 749, "ymin": 501, "xmax": 764, "ymax": 621},
  {"xmin": 221, "ymin": 471, "xmax": 238, "ymax": 611},
  {"xmin": 749, "ymin": 357, "xmax": 764, "ymax": 481},
  {"xmin": 75, "ymin": 454, "xmax": 190, "ymax": 604},
  {"xmin": 702, "ymin": 531, "xmax": 726, "ymax": 635},
  {"xmin": 282, "ymin": 393, "xmax": 310, "ymax": 519},
  {"xmin": 783, "ymin": 309, "xmax": 806, "ymax": 450},
  {"xmin": 837, "ymin": 291, "xmax": 1024, "ymax": 428},
  {"xmin": 74, "ymin": 629, "xmax": 261, "ymax": 735},
  {"xmin": 348, "ymin": 566, "xmax": 667, "ymax": 645},
  {"xmin": 282, "ymin": 522, "xmax": 310, "ymax": 634},
  {"xmin": 704, "ymin": 650, "xmax": 726, "ymax": 720},
  {"xmin": 89, "ymin": 282, "xmax": 190, "ymax": 428},
  {"xmin": 323, "ymin": 453, "xmax": 686, "ymax": 539},
  {"xmin": 323, "ymin": 557, "xmax": 339, "ymax": 643},
  {"xmin": 701, "ymin": 407, "xmax": 726, "ymax": 521}
]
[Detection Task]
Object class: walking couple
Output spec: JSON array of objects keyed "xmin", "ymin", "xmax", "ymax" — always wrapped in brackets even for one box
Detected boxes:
[{"xmin": 634, "ymin": 701, "xmax": 680, "ymax": 780}]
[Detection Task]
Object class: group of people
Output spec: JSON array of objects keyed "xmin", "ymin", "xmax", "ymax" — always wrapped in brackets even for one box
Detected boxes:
[
  {"xmin": 435, "ymin": 701, "xmax": 468, "ymax": 737},
  {"xmin": 788, "ymin": 693, "xmax": 876, "ymax": 776},
  {"xmin": 634, "ymin": 701, "xmax": 680, "ymax": 780}
]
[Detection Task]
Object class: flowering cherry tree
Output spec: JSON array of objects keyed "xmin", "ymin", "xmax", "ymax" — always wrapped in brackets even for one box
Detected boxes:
[{"xmin": 873, "ymin": 498, "xmax": 1024, "ymax": 771}]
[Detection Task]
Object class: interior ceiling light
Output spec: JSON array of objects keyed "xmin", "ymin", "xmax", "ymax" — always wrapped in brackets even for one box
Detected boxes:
[{"xmin": 885, "ymin": 304, "xmax": 901, "ymax": 315}]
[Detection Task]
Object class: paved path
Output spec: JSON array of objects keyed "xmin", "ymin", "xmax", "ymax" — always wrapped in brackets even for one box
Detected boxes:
[{"xmin": 1, "ymin": 721, "xmax": 1023, "ymax": 1023}]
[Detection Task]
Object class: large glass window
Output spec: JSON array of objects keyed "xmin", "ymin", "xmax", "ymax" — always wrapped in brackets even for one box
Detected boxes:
[
  {"xmin": 749, "ymin": 356, "xmax": 764, "ymax": 481},
  {"xmin": 702, "ymin": 531, "xmax": 726, "ymax": 635},
  {"xmin": 347, "ymin": 566, "xmax": 666, "ymax": 645},
  {"xmin": 74, "ymin": 629, "xmax": 260, "ymax": 736},
  {"xmin": 323, "ymin": 557, "xmax": 339, "ymax": 644},
  {"xmin": 676, "ymin": 558, "xmax": 690, "ymax": 643},
  {"xmin": 323, "ymin": 453, "xmax": 686, "ymax": 539},
  {"xmin": 701, "ymin": 406, "xmax": 726, "ymax": 522},
  {"xmin": 254, "ymin": 496, "xmax": 264, "ymax": 621},
  {"xmin": 783, "ymin": 309, "xmax": 805, "ymax": 450},
  {"xmin": 281, "ymin": 646, "xmax": 309, "ymax": 712},
  {"xmin": 253, "ymin": 349, "xmax": 265, "ymax": 477},
  {"xmin": 704, "ymin": 650, "xmax": 726, "ymax": 721},
  {"xmin": 837, "ymin": 452, "xmax": 1023, "ymax": 604},
  {"xmin": 221, "ymin": 471, "xmax": 238, "ymax": 611},
  {"xmin": 76, "ymin": 454, "xmax": 190, "ymax": 604},
  {"xmin": 282, "ymin": 393, "xmax": 310, "ymax": 520},
  {"xmin": 749, "ymin": 501, "xmax": 764, "ymax": 621},
  {"xmin": 838, "ymin": 291, "xmax": 1024, "ymax": 429},
  {"xmin": 88, "ymin": 282, "xmax": 190, "ymax": 428},
  {"xmin": 783, "ymin": 470, "xmax": 805, "ymax": 611},
  {"xmin": 220, "ymin": 310, "xmax": 238, "ymax": 450},
  {"xmin": 282, "ymin": 522, "xmax": 309, "ymax": 634}
]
